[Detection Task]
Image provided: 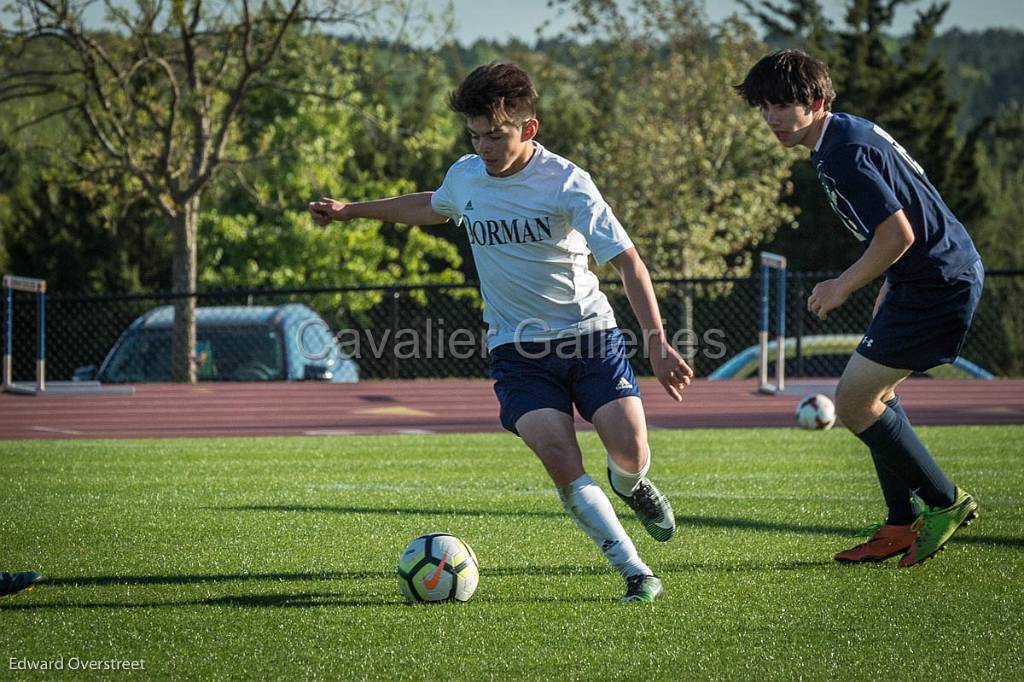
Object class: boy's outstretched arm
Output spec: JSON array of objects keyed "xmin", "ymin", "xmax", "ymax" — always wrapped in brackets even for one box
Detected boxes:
[
  {"xmin": 610, "ymin": 248, "xmax": 694, "ymax": 402},
  {"xmin": 309, "ymin": 192, "xmax": 450, "ymax": 227}
]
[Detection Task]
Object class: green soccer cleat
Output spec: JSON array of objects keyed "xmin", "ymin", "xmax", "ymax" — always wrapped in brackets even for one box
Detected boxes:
[
  {"xmin": 622, "ymin": 574, "xmax": 663, "ymax": 603},
  {"xmin": 0, "ymin": 571, "xmax": 44, "ymax": 598},
  {"xmin": 608, "ymin": 469, "xmax": 676, "ymax": 542},
  {"xmin": 899, "ymin": 487, "xmax": 979, "ymax": 568}
]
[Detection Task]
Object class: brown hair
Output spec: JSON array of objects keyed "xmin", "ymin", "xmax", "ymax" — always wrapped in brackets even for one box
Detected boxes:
[
  {"xmin": 448, "ymin": 62, "xmax": 538, "ymax": 125},
  {"xmin": 734, "ymin": 49, "xmax": 836, "ymax": 110}
]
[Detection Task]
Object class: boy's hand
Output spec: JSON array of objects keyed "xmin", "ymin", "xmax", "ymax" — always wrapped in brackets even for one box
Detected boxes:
[
  {"xmin": 650, "ymin": 343, "xmax": 693, "ymax": 402},
  {"xmin": 808, "ymin": 278, "xmax": 850, "ymax": 320},
  {"xmin": 308, "ymin": 197, "xmax": 351, "ymax": 226}
]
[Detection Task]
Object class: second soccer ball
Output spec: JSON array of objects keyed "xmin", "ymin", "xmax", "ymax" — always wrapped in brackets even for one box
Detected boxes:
[{"xmin": 795, "ymin": 393, "xmax": 836, "ymax": 430}]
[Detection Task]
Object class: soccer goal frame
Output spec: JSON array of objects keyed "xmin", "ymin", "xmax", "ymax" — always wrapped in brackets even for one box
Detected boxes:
[
  {"xmin": 3, "ymin": 275, "xmax": 46, "ymax": 394},
  {"xmin": 758, "ymin": 252, "xmax": 786, "ymax": 395}
]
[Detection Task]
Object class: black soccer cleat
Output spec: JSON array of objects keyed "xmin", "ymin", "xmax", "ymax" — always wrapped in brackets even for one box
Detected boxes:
[
  {"xmin": 608, "ymin": 468, "xmax": 677, "ymax": 542},
  {"xmin": 0, "ymin": 571, "xmax": 44, "ymax": 598}
]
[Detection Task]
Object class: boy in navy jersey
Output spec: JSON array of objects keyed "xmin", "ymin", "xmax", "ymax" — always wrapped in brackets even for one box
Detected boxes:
[
  {"xmin": 735, "ymin": 49, "xmax": 982, "ymax": 567},
  {"xmin": 310, "ymin": 63, "xmax": 694, "ymax": 601}
]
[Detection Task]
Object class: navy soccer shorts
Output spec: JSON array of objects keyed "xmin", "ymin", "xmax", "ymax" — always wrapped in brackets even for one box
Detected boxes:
[
  {"xmin": 488, "ymin": 328, "xmax": 641, "ymax": 435},
  {"xmin": 858, "ymin": 259, "xmax": 984, "ymax": 372}
]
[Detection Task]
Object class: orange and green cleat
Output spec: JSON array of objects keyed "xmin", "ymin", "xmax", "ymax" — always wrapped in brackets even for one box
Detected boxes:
[
  {"xmin": 899, "ymin": 487, "xmax": 979, "ymax": 568},
  {"xmin": 834, "ymin": 522, "xmax": 917, "ymax": 563}
]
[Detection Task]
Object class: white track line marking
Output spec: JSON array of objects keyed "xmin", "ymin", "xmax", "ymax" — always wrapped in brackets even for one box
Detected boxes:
[
  {"xmin": 29, "ymin": 426, "xmax": 84, "ymax": 435},
  {"xmin": 304, "ymin": 429, "xmax": 357, "ymax": 436}
]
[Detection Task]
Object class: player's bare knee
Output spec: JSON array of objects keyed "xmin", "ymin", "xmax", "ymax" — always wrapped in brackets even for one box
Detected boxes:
[
  {"xmin": 834, "ymin": 391, "xmax": 870, "ymax": 427},
  {"xmin": 606, "ymin": 438, "xmax": 647, "ymax": 471},
  {"xmin": 525, "ymin": 432, "xmax": 579, "ymax": 465},
  {"xmin": 532, "ymin": 445, "xmax": 584, "ymax": 486}
]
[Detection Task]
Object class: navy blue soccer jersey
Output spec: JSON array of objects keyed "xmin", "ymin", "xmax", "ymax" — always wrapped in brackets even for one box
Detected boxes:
[{"xmin": 811, "ymin": 113, "xmax": 980, "ymax": 283}]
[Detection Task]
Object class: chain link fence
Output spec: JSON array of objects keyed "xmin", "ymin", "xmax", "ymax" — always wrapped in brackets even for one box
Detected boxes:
[{"xmin": 4, "ymin": 271, "xmax": 1022, "ymax": 383}]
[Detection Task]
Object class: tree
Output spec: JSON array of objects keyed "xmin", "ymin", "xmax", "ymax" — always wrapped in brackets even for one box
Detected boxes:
[
  {"xmin": 0, "ymin": 147, "xmax": 172, "ymax": 292},
  {"xmin": 931, "ymin": 28, "xmax": 1024, "ymax": 132},
  {"xmin": 969, "ymin": 106, "xmax": 1024, "ymax": 375},
  {"xmin": 743, "ymin": 0, "xmax": 989, "ymax": 270},
  {"xmin": 0, "ymin": 0, "xmax": 435, "ymax": 381},
  {"xmin": 197, "ymin": 35, "xmax": 466, "ymax": 313},
  {"xmin": 551, "ymin": 0, "xmax": 797, "ymax": 279}
]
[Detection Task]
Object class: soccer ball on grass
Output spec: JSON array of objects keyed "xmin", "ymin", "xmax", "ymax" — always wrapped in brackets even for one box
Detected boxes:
[
  {"xmin": 397, "ymin": 532, "xmax": 479, "ymax": 604},
  {"xmin": 795, "ymin": 393, "xmax": 836, "ymax": 430}
]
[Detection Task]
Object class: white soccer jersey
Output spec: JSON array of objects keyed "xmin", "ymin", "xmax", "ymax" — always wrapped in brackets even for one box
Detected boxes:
[{"xmin": 431, "ymin": 143, "xmax": 634, "ymax": 350}]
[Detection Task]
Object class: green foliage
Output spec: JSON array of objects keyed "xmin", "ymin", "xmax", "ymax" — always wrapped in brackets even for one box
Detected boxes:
[
  {"xmin": 931, "ymin": 28, "xmax": 1024, "ymax": 132},
  {"xmin": 1, "ymin": 16, "xmax": 466, "ymax": 299},
  {"xmin": 546, "ymin": 1, "xmax": 797, "ymax": 279},
  {"xmin": 3, "ymin": 1, "xmax": 1020, "ymax": 300},
  {"xmin": 746, "ymin": 0, "xmax": 989, "ymax": 271},
  {"xmin": 968, "ymin": 106, "xmax": 1024, "ymax": 375},
  {"xmin": 0, "ymin": 142, "xmax": 172, "ymax": 291},
  {"xmin": 0, "ymin": 33, "xmax": 172, "ymax": 290},
  {"xmin": 973, "ymin": 106, "xmax": 1024, "ymax": 270},
  {"xmin": 197, "ymin": 36, "xmax": 466, "ymax": 314}
]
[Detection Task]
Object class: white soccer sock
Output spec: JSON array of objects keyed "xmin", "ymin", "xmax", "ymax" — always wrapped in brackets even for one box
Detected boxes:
[
  {"xmin": 557, "ymin": 474, "xmax": 650, "ymax": 578},
  {"xmin": 607, "ymin": 445, "xmax": 651, "ymax": 496}
]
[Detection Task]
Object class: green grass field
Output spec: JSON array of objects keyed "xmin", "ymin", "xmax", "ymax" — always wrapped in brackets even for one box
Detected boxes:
[{"xmin": 3, "ymin": 426, "xmax": 1023, "ymax": 680}]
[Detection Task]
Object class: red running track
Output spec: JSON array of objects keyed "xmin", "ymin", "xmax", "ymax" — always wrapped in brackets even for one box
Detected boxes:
[{"xmin": 1, "ymin": 378, "xmax": 1023, "ymax": 440}]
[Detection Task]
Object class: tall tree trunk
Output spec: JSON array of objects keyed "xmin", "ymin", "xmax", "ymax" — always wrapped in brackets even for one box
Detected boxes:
[{"xmin": 171, "ymin": 197, "xmax": 199, "ymax": 383}]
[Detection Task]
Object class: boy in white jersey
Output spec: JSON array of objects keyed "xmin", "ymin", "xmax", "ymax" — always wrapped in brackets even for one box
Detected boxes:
[{"xmin": 310, "ymin": 63, "xmax": 693, "ymax": 602}]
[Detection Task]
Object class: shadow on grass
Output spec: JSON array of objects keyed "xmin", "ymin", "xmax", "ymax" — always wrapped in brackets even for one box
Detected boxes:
[
  {"xmin": 0, "ymin": 590, "xmax": 616, "ymax": 611},
  {"xmin": 214, "ymin": 504, "xmax": 564, "ymax": 519},
  {"xmin": 676, "ymin": 515, "xmax": 1024, "ymax": 548},
  {"xmin": 200, "ymin": 593, "xmax": 612, "ymax": 607},
  {"xmin": 216, "ymin": 505, "xmax": 1024, "ymax": 548},
  {"xmin": 41, "ymin": 565, "xmax": 619, "ymax": 589},
  {"xmin": 42, "ymin": 570, "xmax": 394, "ymax": 587},
  {"xmin": 5, "ymin": 559, "xmax": 826, "ymax": 612},
  {"xmin": 0, "ymin": 592, "xmax": 399, "ymax": 611},
  {"xmin": 8, "ymin": 546, "xmax": 1017, "ymax": 612}
]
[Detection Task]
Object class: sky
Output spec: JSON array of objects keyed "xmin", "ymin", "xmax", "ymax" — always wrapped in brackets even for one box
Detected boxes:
[
  {"xmin": 446, "ymin": 0, "xmax": 1024, "ymax": 44},
  {"xmin": 40, "ymin": 0, "xmax": 1024, "ymax": 43}
]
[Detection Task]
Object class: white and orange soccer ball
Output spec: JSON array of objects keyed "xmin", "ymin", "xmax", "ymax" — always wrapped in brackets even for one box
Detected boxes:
[
  {"xmin": 795, "ymin": 393, "xmax": 837, "ymax": 430},
  {"xmin": 397, "ymin": 532, "xmax": 479, "ymax": 604}
]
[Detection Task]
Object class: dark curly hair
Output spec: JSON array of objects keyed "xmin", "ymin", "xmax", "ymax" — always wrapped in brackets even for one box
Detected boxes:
[
  {"xmin": 448, "ymin": 62, "xmax": 538, "ymax": 125},
  {"xmin": 734, "ymin": 49, "xmax": 836, "ymax": 110}
]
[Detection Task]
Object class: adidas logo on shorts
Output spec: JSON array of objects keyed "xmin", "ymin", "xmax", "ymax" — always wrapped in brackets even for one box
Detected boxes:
[
  {"xmin": 464, "ymin": 200, "xmax": 474, "ymax": 211},
  {"xmin": 615, "ymin": 377, "xmax": 633, "ymax": 391}
]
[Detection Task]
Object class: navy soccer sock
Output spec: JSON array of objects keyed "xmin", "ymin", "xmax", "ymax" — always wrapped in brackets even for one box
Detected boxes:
[
  {"xmin": 857, "ymin": 402, "xmax": 956, "ymax": 511},
  {"xmin": 867, "ymin": 396, "xmax": 918, "ymax": 525}
]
